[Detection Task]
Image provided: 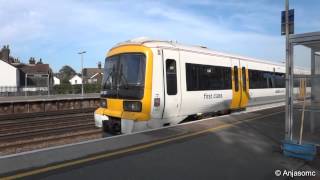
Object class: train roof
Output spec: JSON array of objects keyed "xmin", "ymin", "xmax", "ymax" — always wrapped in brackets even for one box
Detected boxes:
[
  {"xmin": 112, "ymin": 37, "xmax": 284, "ymax": 67},
  {"xmin": 112, "ymin": 37, "xmax": 309, "ymax": 73}
]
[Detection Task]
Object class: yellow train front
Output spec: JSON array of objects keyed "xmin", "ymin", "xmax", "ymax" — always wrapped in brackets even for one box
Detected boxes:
[{"xmin": 94, "ymin": 42, "xmax": 154, "ymax": 134}]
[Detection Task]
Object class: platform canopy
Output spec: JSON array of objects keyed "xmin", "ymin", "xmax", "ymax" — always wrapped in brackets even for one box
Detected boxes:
[{"xmin": 290, "ymin": 31, "xmax": 320, "ymax": 51}]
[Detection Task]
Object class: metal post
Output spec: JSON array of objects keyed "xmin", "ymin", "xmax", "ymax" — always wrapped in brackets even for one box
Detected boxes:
[
  {"xmin": 81, "ymin": 54, "xmax": 84, "ymax": 96},
  {"xmin": 285, "ymin": 0, "xmax": 293, "ymax": 140},
  {"xmin": 47, "ymin": 74, "xmax": 50, "ymax": 96},
  {"xmin": 78, "ymin": 51, "xmax": 86, "ymax": 96},
  {"xmin": 310, "ymin": 49, "xmax": 315, "ymax": 133},
  {"xmin": 25, "ymin": 73, "xmax": 27, "ymax": 96}
]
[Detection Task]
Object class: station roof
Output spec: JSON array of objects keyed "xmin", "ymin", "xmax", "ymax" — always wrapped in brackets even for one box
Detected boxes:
[{"xmin": 290, "ymin": 31, "xmax": 320, "ymax": 52}]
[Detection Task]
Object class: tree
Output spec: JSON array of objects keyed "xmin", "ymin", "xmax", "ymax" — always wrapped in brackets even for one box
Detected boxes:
[{"xmin": 59, "ymin": 65, "xmax": 76, "ymax": 84}]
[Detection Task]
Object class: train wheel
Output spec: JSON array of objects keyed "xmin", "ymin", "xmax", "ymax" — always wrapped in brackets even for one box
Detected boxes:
[
  {"xmin": 102, "ymin": 121, "xmax": 109, "ymax": 132},
  {"xmin": 109, "ymin": 120, "xmax": 121, "ymax": 135}
]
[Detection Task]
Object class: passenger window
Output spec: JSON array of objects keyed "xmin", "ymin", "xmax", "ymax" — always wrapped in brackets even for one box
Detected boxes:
[
  {"xmin": 242, "ymin": 67, "xmax": 246, "ymax": 90},
  {"xmin": 234, "ymin": 66, "xmax": 239, "ymax": 92},
  {"xmin": 166, "ymin": 59, "xmax": 177, "ymax": 95},
  {"xmin": 185, "ymin": 63, "xmax": 231, "ymax": 91}
]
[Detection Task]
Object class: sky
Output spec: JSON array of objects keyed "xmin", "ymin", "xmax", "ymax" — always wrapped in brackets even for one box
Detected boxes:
[{"xmin": 0, "ymin": 0, "xmax": 319, "ymax": 72}]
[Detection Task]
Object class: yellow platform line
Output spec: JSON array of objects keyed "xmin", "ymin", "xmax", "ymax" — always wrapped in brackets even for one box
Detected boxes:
[{"xmin": 1, "ymin": 111, "xmax": 284, "ymax": 180}]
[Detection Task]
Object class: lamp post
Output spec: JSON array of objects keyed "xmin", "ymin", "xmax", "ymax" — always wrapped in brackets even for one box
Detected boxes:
[{"xmin": 78, "ymin": 51, "xmax": 86, "ymax": 96}]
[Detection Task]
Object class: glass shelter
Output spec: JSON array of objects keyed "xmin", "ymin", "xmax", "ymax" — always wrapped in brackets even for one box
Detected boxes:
[{"xmin": 286, "ymin": 32, "xmax": 320, "ymax": 145}]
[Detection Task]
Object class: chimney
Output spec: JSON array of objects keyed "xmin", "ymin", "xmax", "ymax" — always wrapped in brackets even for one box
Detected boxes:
[
  {"xmin": 98, "ymin": 61, "xmax": 102, "ymax": 69},
  {"xmin": 37, "ymin": 58, "xmax": 43, "ymax": 64},
  {"xmin": 1, "ymin": 45, "xmax": 10, "ymax": 62},
  {"xmin": 29, "ymin": 57, "xmax": 36, "ymax": 64}
]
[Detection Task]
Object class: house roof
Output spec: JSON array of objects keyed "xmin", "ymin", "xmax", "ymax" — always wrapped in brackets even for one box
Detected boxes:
[
  {"xmin": 0, "ymin": 59, "xmax": 17, "ymax": 69},
  {"xmin": 15, "ymin": 63, "xmax": 51, "ymax": 74},
  {"xmin": 90, "ymin": 72, "xmax": 103, "ymax": 79},
  {"xmin": 83, "ymin": 68, "xmax": 103, "ymax": 79}
]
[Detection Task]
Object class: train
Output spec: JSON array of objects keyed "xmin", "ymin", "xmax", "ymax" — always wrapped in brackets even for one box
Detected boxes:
[{"xmin": 94, "ymin": 37, "xmax": 309, "ymax": 134}]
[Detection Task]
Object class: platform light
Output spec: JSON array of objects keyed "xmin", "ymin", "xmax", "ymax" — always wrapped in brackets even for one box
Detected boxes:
[{"xmin": 78, "ymin": 51, "xmax": 86, "ymax": 96}]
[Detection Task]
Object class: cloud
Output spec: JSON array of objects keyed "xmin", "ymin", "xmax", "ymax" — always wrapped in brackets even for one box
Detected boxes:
[{"xmin": 0, "ymin": 0, "xmax": 317, "ymax": 71}]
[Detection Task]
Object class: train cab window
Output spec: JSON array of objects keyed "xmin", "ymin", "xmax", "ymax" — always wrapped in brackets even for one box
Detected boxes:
[
  {"xmin": 234, "ymin": 66, "xmax": 239, "ymax": 91},
  {"xmin": 166, "ymin": 59, "xmax": 177, "ymax": 95},
  {"xmin": 242, "ymin": 67, "xmax": 246, "ymax": 90}
]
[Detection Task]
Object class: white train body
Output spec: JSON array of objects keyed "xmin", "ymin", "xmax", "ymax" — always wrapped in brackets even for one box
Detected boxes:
[{"xmin": 94, "ymin": 38, "xmax": 308, "ymax": 134}]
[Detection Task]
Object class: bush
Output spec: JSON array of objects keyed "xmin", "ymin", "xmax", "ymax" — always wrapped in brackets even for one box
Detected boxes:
[
  {"xmin": 52, "ymin": 83, "xmax": 101, "ymax": 94},
  {"xmin": 84, "ymin": 84, "xmax": 101, "ymax": 93}
]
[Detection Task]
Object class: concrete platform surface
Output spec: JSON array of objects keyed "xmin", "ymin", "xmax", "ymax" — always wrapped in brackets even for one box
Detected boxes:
[{"xmin": 1, "ymin": 106, "xmax": 319, "ymax": 180}]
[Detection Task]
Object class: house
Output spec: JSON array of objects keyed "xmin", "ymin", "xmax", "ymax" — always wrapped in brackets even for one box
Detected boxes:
[
  {"xmin": 0, "ymin": 45, "xmax": 53, "ymax": 89},
  {"xmin": 69, "ymin": 75, "xmax": 82, "ymax": 85},
  {"xmin": 14, "ymin": 58, "xmax": 52, "ymax": 89},
  {"xmin": 82, "ymin": 62, "xmax": 103, "ymax": 84},
  {"xmin": 0, "ymin": 59, "xmax": 20, "ymax": 92},
  {"xmin": 53, "ymin": 76, "xmax": 60, "ymax": 85}
]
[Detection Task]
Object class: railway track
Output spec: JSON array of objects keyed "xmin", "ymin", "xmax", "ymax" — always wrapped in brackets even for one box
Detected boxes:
[
  {"xmin": 0, "ymin": 109, "xmax": 103, "ymax": 155},
  {"xmin": 0, "ymin": 129, "xmax": 102, "ymax": 155},
  {"xmin": 0, "ymin": 114, "xmax": 93, "ymax": 132}
]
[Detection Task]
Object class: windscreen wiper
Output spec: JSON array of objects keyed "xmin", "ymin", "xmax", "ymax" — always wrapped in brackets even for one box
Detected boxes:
[
  {"xmin": 118, "ymin": 64, "xmax": 129, "ymax": 89},
  {"xmin": 103, "ymin": 64, "xmax": 116, "ymax": 90}
]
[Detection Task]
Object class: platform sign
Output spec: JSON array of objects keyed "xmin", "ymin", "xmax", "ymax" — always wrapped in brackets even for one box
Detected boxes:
[{"xmin": 281, "ymin": 9, "xmax": 294, "ymax": 35}]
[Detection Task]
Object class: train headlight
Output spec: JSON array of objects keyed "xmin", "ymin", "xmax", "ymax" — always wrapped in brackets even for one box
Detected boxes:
[
  {"xmin": 100, "ymin": 99, "xmax": 107, "ymax": 108},
  {"xmin": 123, "ymin": 101, "xmax": 142, "ymax": 112}
]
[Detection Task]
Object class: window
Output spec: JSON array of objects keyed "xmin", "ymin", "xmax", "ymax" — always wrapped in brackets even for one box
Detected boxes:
[
  {"xmin": 248, "ymin": 69, "xmax": 285, "ymax": 89},
  {"xmin": 75, "ymin": 80, "xmax": 77, "ymax": 84},
  {"xmin": 242, "ymin": 67, "xmax": 246, "ymax": 90},
  {"xmin": 166, "ymin": 59, "xmax": 177, "ymax": 95},
  {"xmin": 234, "ymin": 66, "xmax": 239, "ymax": 91},
  {"xmin": 294, "ymin": 79, "xmax": 300, "ymax": 87},
  {"xmin": 101, "ymin": 53, "xmax": 146, "ymax": 99},
  {"xmin": 186, "ymin": 63, "xmax": 232, "ymax": 91}
]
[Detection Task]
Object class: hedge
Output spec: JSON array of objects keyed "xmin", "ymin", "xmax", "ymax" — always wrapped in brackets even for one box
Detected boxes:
[{"xmin": 52, "ymin": 83, "xmax": 101, "ymax": 94}]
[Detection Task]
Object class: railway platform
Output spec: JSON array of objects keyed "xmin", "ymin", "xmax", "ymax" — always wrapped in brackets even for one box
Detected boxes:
[
  {"xmin": 0, "ymin": 93, "xmax": 100, "ymax": 115},
  {"xmin": 0, "ymin": 93, "xmax": 99, "ymax": 103},
  {"xmin": 0, "ymin": 105, "xmax": 319, "ymax": 180}
]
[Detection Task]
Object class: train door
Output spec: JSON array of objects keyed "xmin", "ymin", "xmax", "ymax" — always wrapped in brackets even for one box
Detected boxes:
[
  {"xmin": 162, "ymin": 49, "xmax": 181, "ymax": 119},
  {"xmin": 239, "ymin": 61, "xmax": 250, "ymax": 108},
  {"xmin": 231, "ymin": 59, "xmax": 241, "ymax": 109}
]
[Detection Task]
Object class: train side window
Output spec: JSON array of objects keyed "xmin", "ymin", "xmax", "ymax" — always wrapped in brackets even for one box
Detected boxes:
[
  {"xmin": 249, "ymin": 69, "xmax": 276, "ymax": 89},
  {"xmin": 265, "ymin": 72, "xmax": 273, "ymax": 88},
  {"xmin": 186, "ymin": 63, "xmax": 231, "ymax": 91},
  {"xmin": 242, "ymin": 67, "xmax": 246, "ymax": 90},
  {"xmin": 294, "ymin": 79, "xmax": 300, "ymax": 87},
  {"xmin": 166, "ymin": 59, "xmax": 177, "ymax": 95},
  {"xmin": 273, "ymin": 73, "xmax": 285, "ymax": 88},
  {"xmin": 234, "ymin": 66, "xmax": 239, "ymax": 91}
]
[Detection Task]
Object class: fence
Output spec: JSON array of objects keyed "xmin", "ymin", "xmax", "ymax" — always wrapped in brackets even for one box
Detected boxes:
[
  {"xmin": 0, "ymin": 86, "xmax": 49, "ymax": 96},
  {"xmin": 0, "ymin": 84, "xmax": 101, "ymax": 97}
]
